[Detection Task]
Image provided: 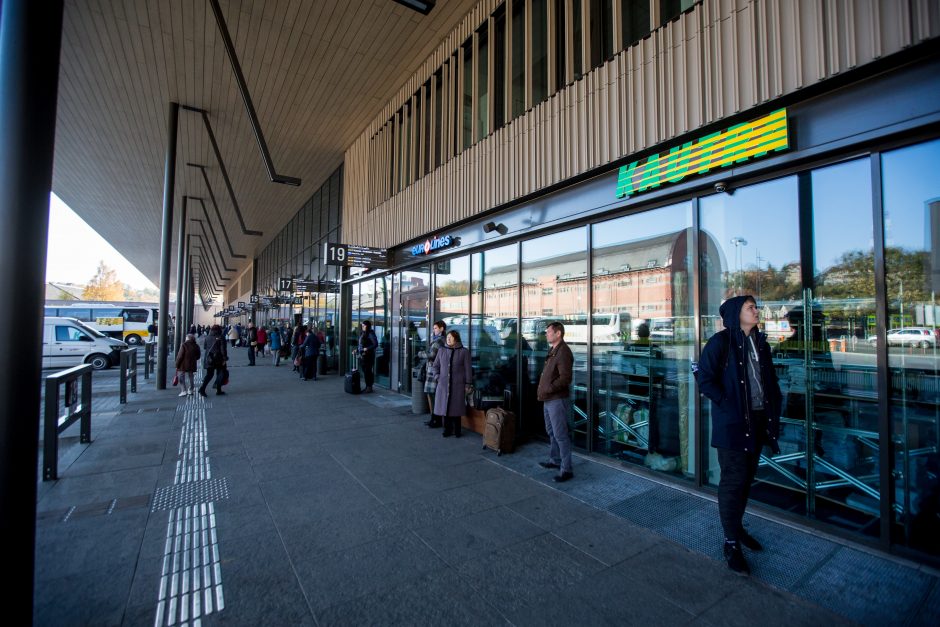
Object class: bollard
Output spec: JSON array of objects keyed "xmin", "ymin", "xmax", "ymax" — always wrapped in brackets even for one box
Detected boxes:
[{"xmin": 119, "ymin": 347, "xmax": 138, "ymax": 404}]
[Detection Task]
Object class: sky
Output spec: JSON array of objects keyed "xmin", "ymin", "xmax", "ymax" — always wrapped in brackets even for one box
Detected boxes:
[{"xmin": 45, "ymin": 193, "xmax": 157, "ymax": 291}]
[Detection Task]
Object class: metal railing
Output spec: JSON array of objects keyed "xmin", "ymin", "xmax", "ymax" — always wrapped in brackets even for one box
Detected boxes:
[
  {"xmin": 43, "ymin": 364, "xmax": 92, "ymax": 481},
  {"xmin": 119, "ymin": 347, "xmax": 138, "ymax": 403},
  {"xmin": 143, "ymin": 342, "xmax": 156, "ymax": 379}
]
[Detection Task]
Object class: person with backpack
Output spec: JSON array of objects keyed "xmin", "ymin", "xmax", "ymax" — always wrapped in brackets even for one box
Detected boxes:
[
  {"xmin": 357, "ymin": 320, "xmax": 379, "ymax": 393},
  {"xmin": 291, "ymin": 323, "xmax": 306, "ymax": 372},
  {"xmin": 198, "ymin": 325, "xmax": 228, "ymax": 396},
  {"xmin": 696, "ymin": 295, "xmax": 782, "ymax": 576}
]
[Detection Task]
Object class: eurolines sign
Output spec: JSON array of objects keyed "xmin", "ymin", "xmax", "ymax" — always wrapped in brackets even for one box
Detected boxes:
[
  {"xmin": 615, "ymin": 108, "xmax": 789, "ymax": 198},
  {"xmin": 411, "ymin": 234, "xmax": 453, "ymax": 256}
]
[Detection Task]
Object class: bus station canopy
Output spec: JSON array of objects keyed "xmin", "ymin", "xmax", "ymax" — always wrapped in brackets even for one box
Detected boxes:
[{"xmin": 52, "ymin": 0, "xmax": 478, "ymax": 292}]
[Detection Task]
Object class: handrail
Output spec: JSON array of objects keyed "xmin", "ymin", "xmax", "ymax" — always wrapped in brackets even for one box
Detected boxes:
[
  {"xmin": 43, "ymin": 364, "xmax": 92, "ymax": 481},
  {"xmin": 119, "ymin": 348, "xmax": 138, "ymax": 404}
]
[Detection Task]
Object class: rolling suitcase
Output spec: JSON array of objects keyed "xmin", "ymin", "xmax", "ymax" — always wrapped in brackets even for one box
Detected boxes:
[
  {"xmin": 482, "ymin": 391, "xmax": 515, "ymax": 456},
  {"xmin": 344, "ymin": 370, "xmax": 361, "ymax": 394},
  {"xmin": 345, "ymin": 350, "xmax": 361, "ymax": 395}
]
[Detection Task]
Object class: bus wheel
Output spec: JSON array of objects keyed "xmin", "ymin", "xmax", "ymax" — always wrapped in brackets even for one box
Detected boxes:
[
  {"xmin": 125, "ymin": 334, "xmax": 142, "ymax": 345},
  {"xmin": 87, "ymin": 354, "xmax": 110, "ymax": 370}
]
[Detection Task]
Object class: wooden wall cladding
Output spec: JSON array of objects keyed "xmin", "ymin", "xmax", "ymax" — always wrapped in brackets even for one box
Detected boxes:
[{"xmin": 343, "ymin": 0, "xmax": 940, "ymax": 249}]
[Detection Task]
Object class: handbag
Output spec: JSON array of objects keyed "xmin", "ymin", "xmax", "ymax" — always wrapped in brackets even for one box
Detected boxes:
[
  {"xmin": 172, "ymin": 372, "xmax": 179, "ymax": 386},
  {"xmin": 221, "ymin": 368, "xmax": 230, "ymax": 386},
  {"xmin": 294, "ymin": 355, "xmax": 302, "ymax": 367},
  {"xmin": 465, "ymin": 385, "xmax": 477, "ymax": 408}
]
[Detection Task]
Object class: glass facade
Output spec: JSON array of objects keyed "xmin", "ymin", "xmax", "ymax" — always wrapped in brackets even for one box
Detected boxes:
[
  {"xmin": 345, "ymin": 136, "xmax": 940, "ymax": 559},
  {"xmin": 255, "ymin": 166, "xmax": 343, "ymax": 367},
  {"xmin": 882, "ymin": 139, "xmax": 940, "ymax": 554}
]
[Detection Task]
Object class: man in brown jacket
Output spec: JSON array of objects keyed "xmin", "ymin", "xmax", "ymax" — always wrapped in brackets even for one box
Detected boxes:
[{"xmin": 537, "ymin": 321, "xmax": 575, "ymax": 482}]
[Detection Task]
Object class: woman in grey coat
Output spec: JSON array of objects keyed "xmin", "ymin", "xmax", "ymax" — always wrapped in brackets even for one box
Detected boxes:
[{"xmin": 431, "ymin": 330, "xmax": 473, "ymax": 438}]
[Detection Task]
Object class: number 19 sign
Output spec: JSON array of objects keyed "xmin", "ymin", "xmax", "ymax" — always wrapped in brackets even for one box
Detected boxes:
[{"xmin": 324, "ymin": 242, "xmax": 389, "ymax": 269}]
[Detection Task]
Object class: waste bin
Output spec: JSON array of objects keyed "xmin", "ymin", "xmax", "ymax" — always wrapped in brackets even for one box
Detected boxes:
[
  {"xmin": 317, "ymin": 347, "xmax": 327, "ymax": 375},
  {"xmin": 411, "ymin": 366, "xmax": 427, "ymax": 414}
]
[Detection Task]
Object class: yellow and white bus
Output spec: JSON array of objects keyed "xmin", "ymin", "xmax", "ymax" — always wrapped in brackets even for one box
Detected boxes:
[{"xmin": 43, "ymin": 303, "xmax": 160, "ymax": 346}]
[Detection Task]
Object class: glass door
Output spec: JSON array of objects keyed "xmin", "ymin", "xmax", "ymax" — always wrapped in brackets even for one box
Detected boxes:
[
  {"xmin": 803, "ymin": 159, "xmax": 879, "ymax": 535},
  {"xmin": 375, "ymin": 275, "xmax": 392, "ymax": 389},
  {"xmin": 592, "ymin": 202, "xmax": 695, "ymax": 476},
  {"xmin": 882, "ymin": 138, "xmax": 940, "ymax": 554},
  {"xmin": 521, "ymin": 228, "xmax": 589, "ymax": 448},
  {"xmin": 399, "ymin": 265, "xmax": 431, "ymax": 394}
]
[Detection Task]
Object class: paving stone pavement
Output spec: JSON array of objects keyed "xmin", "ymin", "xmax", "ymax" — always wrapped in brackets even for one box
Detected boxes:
[{"xmin": 33, "ymin": 349, "xmax": 940, "ymax": 626}]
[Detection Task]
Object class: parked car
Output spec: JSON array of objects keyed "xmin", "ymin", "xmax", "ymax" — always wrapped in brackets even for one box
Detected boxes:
[
  {"xmin": 867, "ymin": 327, "xmax": 937, "ymax": 348},
  {"xmin": 43, "ymin": 316, "xmax": 128, "ymax": 370}
]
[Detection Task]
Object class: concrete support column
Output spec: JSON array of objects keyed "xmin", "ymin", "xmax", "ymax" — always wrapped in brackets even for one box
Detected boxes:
[
  {"xmin": 0, "ymin": 0, "xmax": 65, "ymax": 620},
  {"xmin": 156, "ymin": 102, "xmax": 180, "ymax": 389},
  {"xmin": 174, "ymin": 196, "xmax": 188, "ymax": 352}
]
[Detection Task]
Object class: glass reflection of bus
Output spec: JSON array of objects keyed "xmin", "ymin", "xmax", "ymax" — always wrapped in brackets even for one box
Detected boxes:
[{"xmin": 43, "ymin": 303, "xmax": 159, "ymax": 345}]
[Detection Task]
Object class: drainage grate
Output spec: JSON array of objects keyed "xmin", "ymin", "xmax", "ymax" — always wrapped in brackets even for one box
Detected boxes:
[
  {"xmin": 151, "ymin": 477, "xmax": 230, "ymax": 512},
  {"xmin": 607, "ymin": 485, "xmax": 708, "ymax": 529}
]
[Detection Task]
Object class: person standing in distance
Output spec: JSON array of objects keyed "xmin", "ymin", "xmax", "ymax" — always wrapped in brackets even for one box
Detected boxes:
[
  {"xmin": 358, "ymin": 320, "xmax": 379, "ymax": 393},
  {"xmin": 696, "ymin": 295, "xmax": 781, "ymax": 575},
  {"xmin": 537, "ymin": 321, "xmax": 574, "ymax": 483}
]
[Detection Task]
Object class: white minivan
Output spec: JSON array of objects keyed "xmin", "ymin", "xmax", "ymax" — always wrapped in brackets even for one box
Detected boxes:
[{"xmin": 43, "ymin": 317, "xmax": 128, "ymax": 370}]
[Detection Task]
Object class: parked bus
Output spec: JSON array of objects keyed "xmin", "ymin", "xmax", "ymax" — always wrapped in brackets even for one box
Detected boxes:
[{"xmin": 43, "ymin": 303, "xmax": 160, "ymax": 345}]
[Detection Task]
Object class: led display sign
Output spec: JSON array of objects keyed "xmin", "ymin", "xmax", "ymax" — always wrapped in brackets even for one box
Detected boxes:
[{"xmin": 615, "ymin": 108, "xmax": 789, "ymax": 198}]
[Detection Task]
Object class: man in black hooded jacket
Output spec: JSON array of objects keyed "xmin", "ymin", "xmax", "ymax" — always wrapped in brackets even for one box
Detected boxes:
[{"xmin": 696, "ymin": 295, "xmax": 781, "ymax": 575}]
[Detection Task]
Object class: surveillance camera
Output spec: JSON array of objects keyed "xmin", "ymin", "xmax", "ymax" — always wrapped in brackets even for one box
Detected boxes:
[{"xmin": 714, "ymin": 181, "xmax": 728, "ymax": 194}]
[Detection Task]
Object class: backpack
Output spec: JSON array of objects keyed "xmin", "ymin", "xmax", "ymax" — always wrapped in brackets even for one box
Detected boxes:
[{"xmin": 207, "ymin": 337, "xmax": 225, "ymax": 368}]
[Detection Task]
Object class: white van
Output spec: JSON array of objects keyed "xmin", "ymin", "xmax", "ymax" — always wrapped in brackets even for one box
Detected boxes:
[{"xmin": 43, "ymin": 317, "xmax": 128, "ymax": 370}]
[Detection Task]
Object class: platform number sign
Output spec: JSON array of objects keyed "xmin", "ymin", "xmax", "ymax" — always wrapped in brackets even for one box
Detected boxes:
[
  {"xmin": 325, "ymin": 242, "xmax": 347, "ymax": 265},
  {"xmin": 278, "ymin": 277, "xmax": 293, "ymax": 292},
  {"xmin": 249, "ymin": 294, "xmax": 259, "ymax": 304},
  {"xmin": 324, "ymin": 242, "xmax": 389, "ymax": 268}
]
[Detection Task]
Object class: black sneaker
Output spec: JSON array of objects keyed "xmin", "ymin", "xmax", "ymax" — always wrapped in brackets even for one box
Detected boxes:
[
  {"xmin": 739, "ymin": 530, "xmax": 763, "ymax": 551},
  {"xmin": 538, "ymin": 461, "xmax": 561, "ymax": 470},
  {"xmin": 552, "ymin": 471, "xmax": 574, "ymax": 483},
  {"xmin": 723, "ymin": 541, "xmax": 750, "ymax": 575}
]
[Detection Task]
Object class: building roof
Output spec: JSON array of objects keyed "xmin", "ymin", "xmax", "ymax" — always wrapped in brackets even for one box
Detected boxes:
[{"xmin": 53, "ymin": 0, "xmax": 480, "ymax": 295}]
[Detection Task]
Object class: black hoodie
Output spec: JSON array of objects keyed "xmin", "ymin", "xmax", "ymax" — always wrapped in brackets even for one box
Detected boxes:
[{"xmin": 697, "ymin": 295, "xmax": 781, "ymax": 454}]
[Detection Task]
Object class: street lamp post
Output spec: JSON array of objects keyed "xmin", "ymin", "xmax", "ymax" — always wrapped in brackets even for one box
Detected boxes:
[{"xmin": 731, "ymin": 237, "xmax": 748, "ymax": 294}]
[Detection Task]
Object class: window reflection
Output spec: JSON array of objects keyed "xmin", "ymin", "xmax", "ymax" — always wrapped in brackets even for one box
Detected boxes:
[
  {"xmin": 521, "ymin": 229, "xmax": 589, "ymax": 446},
  {"xmin": 471, "ymin": 245, "xmax": 519, "ymax": 418},
  {"xmin": 883, "ymin": 138, "xmax": 940, "ymax": 554},
  {"xmin": 700, "ymin": 177, "xmax": 801, "ymax": 490},
  {"xmin": 399, "ymin": 266, "xmax": 431, "ymax": 394},
  {"xmin": 593, "ymin": 203, "xmax": 694, "ymax": 476}
]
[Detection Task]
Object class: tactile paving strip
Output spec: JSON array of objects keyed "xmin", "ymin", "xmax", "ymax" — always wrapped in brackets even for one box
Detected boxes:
[{"xmin": 151, "ymin": 477, "xmax": 230, "ymax": 512}]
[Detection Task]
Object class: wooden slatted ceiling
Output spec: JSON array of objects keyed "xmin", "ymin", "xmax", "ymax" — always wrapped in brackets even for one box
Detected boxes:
[{"xmin": 52, "ymin": 0, "xmax": 481, "ymax": 293}]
